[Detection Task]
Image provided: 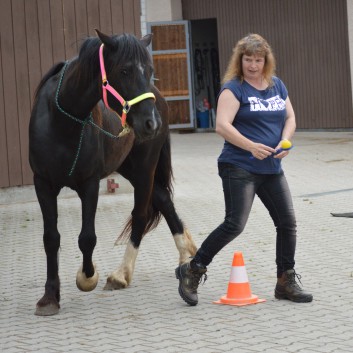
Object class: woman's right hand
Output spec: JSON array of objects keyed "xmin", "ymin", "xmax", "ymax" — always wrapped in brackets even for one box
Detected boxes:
[{"xmin": 250, "ymin": 143, "xmax": 276, "ymax": 160}]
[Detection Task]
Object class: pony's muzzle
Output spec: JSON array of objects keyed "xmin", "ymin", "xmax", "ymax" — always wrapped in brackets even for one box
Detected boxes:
[{"xmin": 134, "ymin": 110, "xmax": 161, "ymax": 141}]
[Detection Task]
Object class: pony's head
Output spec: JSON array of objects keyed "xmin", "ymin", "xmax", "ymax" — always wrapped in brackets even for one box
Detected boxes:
[{"xmin": 96, "ymin": 30, "xmax": 162, "ymax": 141}]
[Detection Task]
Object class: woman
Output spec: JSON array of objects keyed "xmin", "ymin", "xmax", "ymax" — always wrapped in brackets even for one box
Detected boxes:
[{"xmin": 176, "ymin": 34, "xmax": 312, "ymax": 306}]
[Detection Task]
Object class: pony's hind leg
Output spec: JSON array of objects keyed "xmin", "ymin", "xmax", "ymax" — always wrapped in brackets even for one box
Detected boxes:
[
  {"xmin": 76, "ymin": 180, "xmax": 100, "ymax": 291},
  {"xmin": 34, "ymin": 175, "xmax": 61, "ymax": 316},
  {"xmin": 174, "ymin": 228, "xmax": 197, "ymax": 264},
  {"xmin": 152, "ymin": 184, "xmax": 197, "ymax": 264},
  {"xmin": 104, "ymin": 240, "xmax": 138, "ymax": 290}
]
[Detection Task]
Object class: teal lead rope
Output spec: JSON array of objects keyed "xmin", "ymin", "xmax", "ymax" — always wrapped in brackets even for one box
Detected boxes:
[
  {"xmin": 55, "ymin": 61, "xmax": 125, "ymax": 176},
  {"xmin": 68, "ymin": 118, "xmax": 90, "ymax": 176}
]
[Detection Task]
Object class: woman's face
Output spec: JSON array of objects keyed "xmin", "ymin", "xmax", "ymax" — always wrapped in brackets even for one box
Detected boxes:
[{"xmin": 242, "ymin": 54, "xmax": 265, "ymax": 80}]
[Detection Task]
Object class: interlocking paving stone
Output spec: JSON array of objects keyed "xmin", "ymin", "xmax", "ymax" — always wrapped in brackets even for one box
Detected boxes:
[{"xmin": 1, "ymin": 131, "xmax": 353, "ymax": 353}]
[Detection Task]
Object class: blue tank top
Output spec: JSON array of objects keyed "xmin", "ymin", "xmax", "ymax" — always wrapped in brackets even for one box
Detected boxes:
[{"xmin": 218, "ymin": 77, "xmax": 288, "ymax": 174}]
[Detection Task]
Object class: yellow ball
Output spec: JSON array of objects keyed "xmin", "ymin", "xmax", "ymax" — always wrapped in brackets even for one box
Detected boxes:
[{"xmin": 281, "ymin": 139, "xmax": 292, "ymax": 150}]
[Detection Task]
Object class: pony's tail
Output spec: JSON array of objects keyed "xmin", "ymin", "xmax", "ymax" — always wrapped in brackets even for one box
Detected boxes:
[{"xmin": 115, "ymin": 132, "xmax": 174, "ymax": 245}]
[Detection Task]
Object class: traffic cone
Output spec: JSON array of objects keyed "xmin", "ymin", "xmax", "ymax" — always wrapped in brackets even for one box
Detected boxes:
[{"xmin": 214, "ymin": 251, "xmax": 266, "ymax": 306}]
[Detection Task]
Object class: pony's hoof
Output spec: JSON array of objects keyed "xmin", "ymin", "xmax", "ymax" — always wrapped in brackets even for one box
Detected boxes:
[
  {"xmin": 76, "ymin": 263, "xmax": 99, "ymax": 292},
  {"xmin": 35, "ymin": 303, "xmax": 60, "ymax": 316},
  {"xmin": 103, "ymin": 275, "xmax": 128, "ymax": 290},
  {"xmin": 35, "ymin": 297, "xmax": 60, "ymax": 316}
]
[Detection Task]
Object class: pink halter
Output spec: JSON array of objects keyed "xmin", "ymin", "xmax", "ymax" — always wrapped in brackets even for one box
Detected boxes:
[{"xmin": 99, "ymin": 44, "xmax": 155, "ymax": 127}]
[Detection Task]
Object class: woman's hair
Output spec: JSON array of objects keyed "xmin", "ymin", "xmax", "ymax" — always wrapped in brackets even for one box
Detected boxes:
[{"xmin": 222, "ymin": 33, "xmax": 276, "ymax": 86}]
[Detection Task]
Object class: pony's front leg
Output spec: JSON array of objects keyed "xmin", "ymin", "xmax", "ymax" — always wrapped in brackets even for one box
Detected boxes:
[
  {"xmin": 104, "ymin": 182, "xmax": 151, "ymax": 290},
  {"xmin": 104, "ymin": 240, "xmax": 138, "ymax": 289},
  {"xmin": 34, "ymin": 175, "xmax": 61, "ymax": 316},
  {"xmin": 76, "ymin": 180, "xmax": 99, "ymax": 291},
  {"xmin": 152, "ymin": 184, "xmax": 197, "ymax": 264}
]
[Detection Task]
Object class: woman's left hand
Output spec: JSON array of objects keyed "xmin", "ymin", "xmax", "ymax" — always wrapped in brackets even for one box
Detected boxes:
[
  {"xmin": 273, "ymin": 150, "xmax": 289, "ymax": 159},
  {"xmin": 273, "ymin": 144, "xmax": 290, "ymax": 159}
]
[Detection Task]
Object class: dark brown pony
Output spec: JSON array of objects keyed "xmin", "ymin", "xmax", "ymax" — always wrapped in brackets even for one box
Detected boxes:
[{"xmin": 29, "ymin": 30, "xmax": 196, "ymax": 316}]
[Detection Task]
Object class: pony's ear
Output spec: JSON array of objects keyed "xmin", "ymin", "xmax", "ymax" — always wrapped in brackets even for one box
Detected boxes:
[
  {"xmin": 95, "ymin": 29, "xmax": 115, "ymax": 48},
  {"xmin": 141, "ymin": 33, "xmax": 153, "ymax": 47}
]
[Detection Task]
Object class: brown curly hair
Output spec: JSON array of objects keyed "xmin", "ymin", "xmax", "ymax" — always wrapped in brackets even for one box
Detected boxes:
[{"xmin": 222, "ymin": 34, "xmax": 276, "ymax": 86}]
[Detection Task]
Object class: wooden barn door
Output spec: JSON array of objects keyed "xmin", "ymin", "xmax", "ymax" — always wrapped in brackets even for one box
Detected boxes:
[
  {"xmin": 147, "ymin": 21, "xmax": 194, "ymax": 129},
  {"xmin": 0, "ymin": 0, "xmax": 141, "ymax": 188}
]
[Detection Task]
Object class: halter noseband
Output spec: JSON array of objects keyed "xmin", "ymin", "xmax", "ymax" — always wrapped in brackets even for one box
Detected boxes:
[{"xmin": 99, "ymin": 44, "xmax": 155, "ymax": 128}]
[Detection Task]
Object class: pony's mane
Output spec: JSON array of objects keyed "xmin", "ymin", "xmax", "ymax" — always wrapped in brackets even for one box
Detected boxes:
[
  {"xmin": 34, "ymin": 62, "xmax": 65, "ymax": 101},
  {"xmin": 75, "ymin": 36, "xmax": 101, "ymax": 84}
]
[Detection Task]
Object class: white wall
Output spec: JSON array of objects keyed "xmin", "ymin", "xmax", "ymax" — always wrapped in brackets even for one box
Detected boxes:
[{"xmin": 141, "ymin": 0, "xmax": 182, "ymax": 34}]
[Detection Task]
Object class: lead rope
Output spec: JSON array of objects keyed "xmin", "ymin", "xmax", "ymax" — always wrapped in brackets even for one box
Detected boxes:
[{"xmin": 55, "ymin": 62, "xmax": 127, "ymax": 176}]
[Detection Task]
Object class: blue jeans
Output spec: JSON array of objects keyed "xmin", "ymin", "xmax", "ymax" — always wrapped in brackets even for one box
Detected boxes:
[{"xmin": 194, "ymin": 163, "xmax": 297, "ymax": 277}]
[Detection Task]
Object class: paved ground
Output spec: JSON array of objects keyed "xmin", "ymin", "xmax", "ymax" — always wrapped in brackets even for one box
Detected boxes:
[{"xmin": 1, "ymin": 131, "xmax": 353, "ymax": 353}]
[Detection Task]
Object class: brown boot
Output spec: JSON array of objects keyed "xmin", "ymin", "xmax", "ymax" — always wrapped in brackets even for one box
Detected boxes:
[
  {"xmin": 275, "ymin": 269, "xmax": 313, "ymax": 303},
  {"xmin": 175, "ymin": 260, "xmax": 207, "ymax": 306}
]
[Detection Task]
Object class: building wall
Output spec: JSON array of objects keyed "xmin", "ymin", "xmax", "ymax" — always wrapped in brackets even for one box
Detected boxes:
[
  {"xmin": 181, "ymin": 0, "xmax": 352, "ymax": 130},
  {"xmin": 145, "ymin": 0, "xmax": 182, "ymax": 22},
  {"xmin": 1, "ymin": 0, "xmax": 352, "ymax": 188},
  {"xmin": 144, "ymin": 0, "xmax": 353, "ymax": 130},
  {"xmin": 347, "ymin": 0, "xmax": 353, "ymax": 107}
]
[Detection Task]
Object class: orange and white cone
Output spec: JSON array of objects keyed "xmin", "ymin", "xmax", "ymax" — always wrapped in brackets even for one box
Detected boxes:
[{"xmin": 214, "ymin": 251, "xmax": 266, "ymax": 306}]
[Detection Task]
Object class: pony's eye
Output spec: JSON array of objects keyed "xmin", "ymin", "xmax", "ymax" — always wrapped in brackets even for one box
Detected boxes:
[{"xmin": 120, "ymin": 69, "xmax": 128, "ymax": 76}]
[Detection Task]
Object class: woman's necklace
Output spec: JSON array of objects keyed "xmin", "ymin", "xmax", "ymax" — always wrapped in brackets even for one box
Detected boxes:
[{"xmin": 245, "ymin": 76, "xmax": 268, "ymax": 90}]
